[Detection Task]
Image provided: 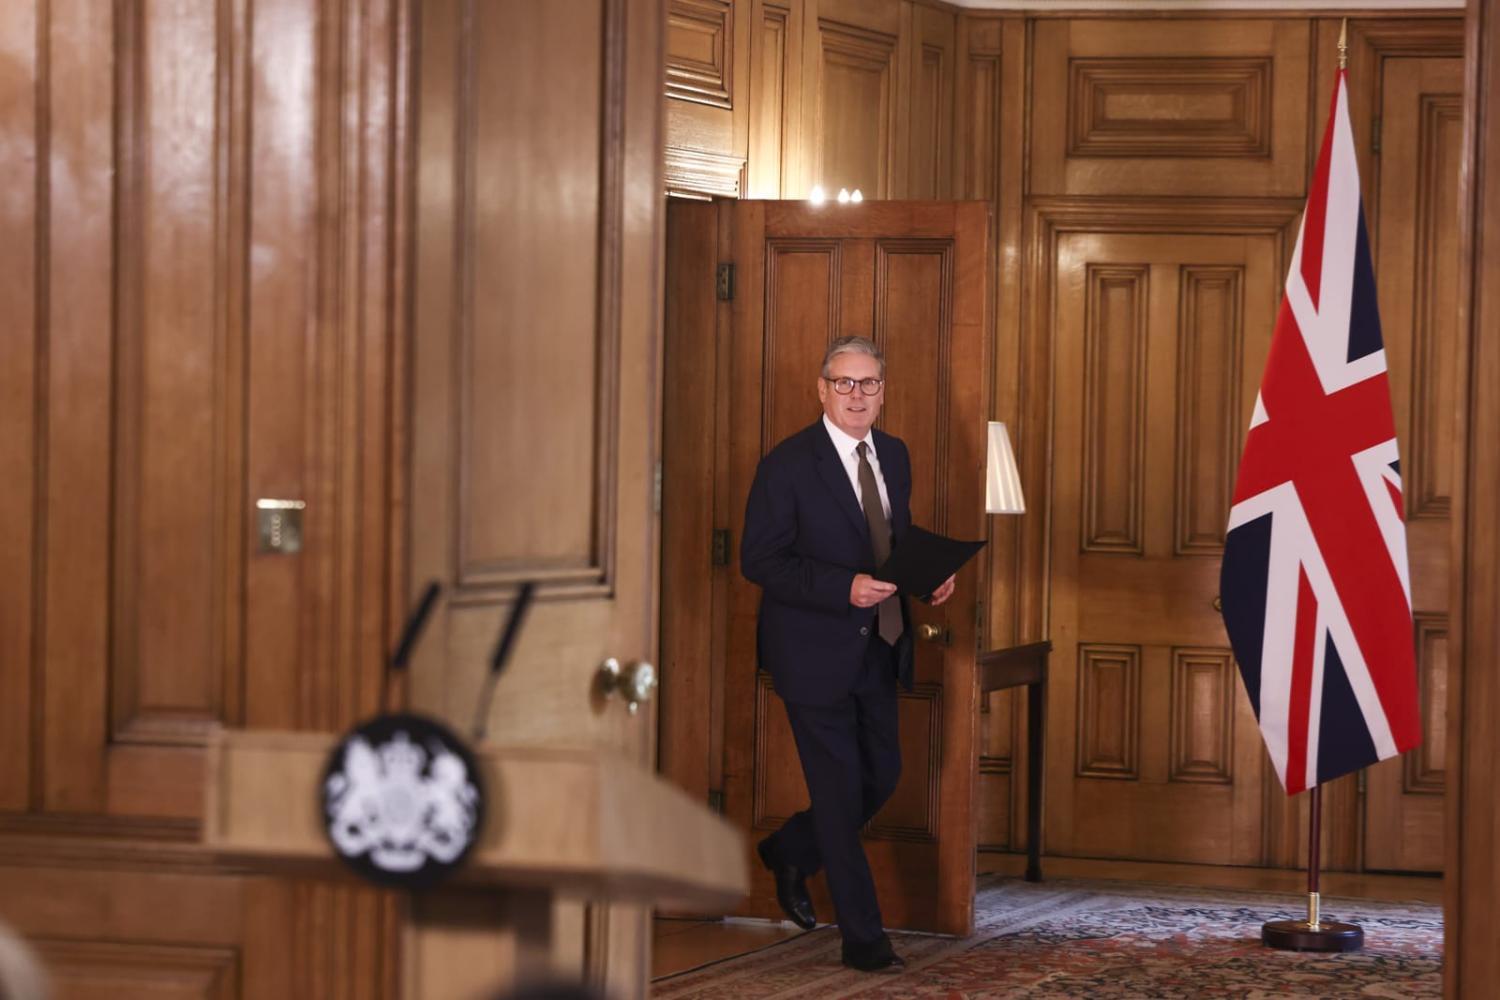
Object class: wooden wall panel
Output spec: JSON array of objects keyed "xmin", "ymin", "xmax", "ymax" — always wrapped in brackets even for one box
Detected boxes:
[
  {"xmin": 909, "ymin": 6, "xmax": 955, "ymax": 200},
  {"xmin": 1366, "ymin": 51, "xmax": 1463, "ymax": 875},
  {"xmin": 1168, "ymin": 648, "xmax": 1235, "ymax": 784},
  {"xmin": 241, "ymin": 0, "xmax": 321, "ymax": 735},
  {"xmin": 0, "ymin": 0, "xmax": 37, "ymax": 812},
  {"xmin": 1451, "ymin": 0, "xmax": 1500, "ymax": 986},
  {"xmin": 0, "ymin": 0, "xmax": 406, "ymax": 993},
  {"xmin": 959, "ymin": 15, "xmax": 1027, "ymax": 855},
  {"xmin": 667, "ymin": 0, "xmax": 734, "ymax": 108},
  {"xmin": 1031, "ymin": 19, "xmax": 1309, "ymax": 197},
  {"xmin": 813, "ymin": 19, "xmax": 898, "ymax": 198},
  {"xmin": 1408, "ymin": 613, "xmax": 1448, "ymax": 794},
  {"xmin": 1081, "ymin": 265, "xmax": 1148, "ymax": 555},
  {"xmin": 41, "ymin": 0, "xmax": 115, "ymax": 815},
  {"xmin": 112, "ymin": 0, "xmax": 242, "ymax": 749},
  {"xmin": 746, "ymin": 1, "xmax": 794, "ymax": 197},
  {"xmin": 1068, "ymin": 57, "xmax": 1272, "ymax": 160},
  {"xmin": 1174, "ymin": 267, "xmax": 1243, "ymax": 555},
  {"xmin": 665, "ymin": 0, "xmax": 748, "ymax": 198},
  {"xmin": 38, "ymin": 941, "xmax": 238, "ymax": 1000},
  {"xmin": 1407, "ymin": 93, "xmax": 1462, "ymax": 521}
]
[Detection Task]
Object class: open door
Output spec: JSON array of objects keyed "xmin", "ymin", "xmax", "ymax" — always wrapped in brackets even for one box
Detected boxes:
[{"xmin": 664, "ymin": 200, "xmax": 991, "ymax": 936}]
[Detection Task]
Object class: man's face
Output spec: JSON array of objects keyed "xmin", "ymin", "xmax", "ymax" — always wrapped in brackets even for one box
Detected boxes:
[{"xmin": 818, "ymin": 351, "xmax": 884, "ymax": 438}]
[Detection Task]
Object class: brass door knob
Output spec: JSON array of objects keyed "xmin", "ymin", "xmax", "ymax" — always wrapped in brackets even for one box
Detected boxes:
[
  {"xmin": 917, "ymin": 623, "xmax": 951, "ymax": 645},
  {"xmin": 599, "ymin": 658, "xmax": 657, "ymax": 715},
  {"xmin": 1212, "ymin": 595, "xmax": 1223, "ymax": 612}
]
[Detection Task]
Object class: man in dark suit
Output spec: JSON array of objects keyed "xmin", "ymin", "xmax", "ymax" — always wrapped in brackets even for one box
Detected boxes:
[{"xmin": 741, "ymin": 336, "xmax": 955, "ymax": 973}]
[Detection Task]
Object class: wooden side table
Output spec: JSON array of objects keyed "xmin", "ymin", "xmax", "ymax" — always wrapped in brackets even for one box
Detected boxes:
[{"xmin": 978, "ymin": 640, "xmax": 1051, "ymax": 882}]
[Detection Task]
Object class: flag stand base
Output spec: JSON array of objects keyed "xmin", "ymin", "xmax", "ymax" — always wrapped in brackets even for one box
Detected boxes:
[
  {"xmin": 1262, "ymin": 918, "xmax": 1364, "ymax": 952},
  {"xmin": 1260, "ymin": 790, "xmax": 1367, "ymax": 952}
]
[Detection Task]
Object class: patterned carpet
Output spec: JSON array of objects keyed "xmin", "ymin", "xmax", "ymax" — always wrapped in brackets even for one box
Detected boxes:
[{"xmin": 652, "ymin": 877, "xmax": 1441, "ymax": 999}]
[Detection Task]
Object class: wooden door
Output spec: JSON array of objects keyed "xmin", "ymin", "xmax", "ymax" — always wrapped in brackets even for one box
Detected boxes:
[
  {"xmin": 407, "ymin": 0, "xmax": 665, "ymax": 995},
  {"xmin": 0, "ymin": 1, "xmax": 402, "ymax": 996},
  {"xmin": 1046, "ymin": 223, "xmax": 1292, "ymax": 864},
  {"xmin": 705, "ymin": 200, "xmax": 990, "ymax": 936},
  {"xmin": 1362, "ymin": 55, "xmax": 1463, "ymax": 873}
]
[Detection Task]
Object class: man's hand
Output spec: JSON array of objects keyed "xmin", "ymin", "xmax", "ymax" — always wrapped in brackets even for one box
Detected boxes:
[
  {"xmin": 850, "ymin": 573, "xmax": 898, "ymax": 608},
  {"xmin": 927, "ymin": 575, "xmax": 956, "ymax": 606}
]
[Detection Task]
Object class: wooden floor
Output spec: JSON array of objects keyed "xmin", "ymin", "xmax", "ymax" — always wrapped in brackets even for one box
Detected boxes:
[{"xmin": 651, "ymin": 853, "xmax": 1443, "ymax": 980}]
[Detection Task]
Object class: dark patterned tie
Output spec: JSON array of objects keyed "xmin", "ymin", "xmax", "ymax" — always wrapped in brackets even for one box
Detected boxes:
[{"xmin": 856, "ymin": 442, "xmax": 903, "ymax": 645}]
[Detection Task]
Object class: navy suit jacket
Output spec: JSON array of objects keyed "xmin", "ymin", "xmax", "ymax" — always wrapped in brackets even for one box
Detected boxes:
[{"xmin": 741, "ymin": 421, "xmax": 916, "ymax": 705}]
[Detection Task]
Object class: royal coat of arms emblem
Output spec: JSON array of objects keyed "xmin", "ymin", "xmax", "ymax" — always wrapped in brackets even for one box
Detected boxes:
[{"xmin": 321, "ymin": 713, "xmax": 484, "ymax": 888}]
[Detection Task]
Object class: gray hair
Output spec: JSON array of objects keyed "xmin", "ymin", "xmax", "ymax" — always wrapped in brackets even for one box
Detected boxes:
[{"xmin": 821, "ymin": 336, "xmax": 885, "ymax": 378}]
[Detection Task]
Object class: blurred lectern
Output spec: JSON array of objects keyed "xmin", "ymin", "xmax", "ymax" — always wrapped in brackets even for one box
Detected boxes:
[{"xmin": 203, "ymin": 729, "xmax": 747, "ymax": 999}]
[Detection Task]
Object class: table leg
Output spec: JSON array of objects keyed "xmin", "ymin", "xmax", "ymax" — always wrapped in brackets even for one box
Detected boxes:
[{"xmin": 1025, "ymin": 680, "xmax": 1044, "ymax": 882}]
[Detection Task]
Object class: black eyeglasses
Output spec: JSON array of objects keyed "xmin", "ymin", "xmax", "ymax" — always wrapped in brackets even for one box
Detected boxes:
[{"xmin": 823, "ymin": 376, "xmax": 884, "ymax": 396}]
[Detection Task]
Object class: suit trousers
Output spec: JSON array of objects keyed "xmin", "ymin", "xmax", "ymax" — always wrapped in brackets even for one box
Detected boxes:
[{"xmin": 764, "ymin": 636, "xmax": 902, "ymax": 945}]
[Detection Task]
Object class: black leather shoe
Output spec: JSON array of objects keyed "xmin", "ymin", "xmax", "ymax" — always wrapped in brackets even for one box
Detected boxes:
[
  {"xmin": 756, "ymin": 837, "xmax": 817, "ymax": 930},
  {"xmin": 841, "ymin": 937, "xmax": 905, "ymax": 973}
]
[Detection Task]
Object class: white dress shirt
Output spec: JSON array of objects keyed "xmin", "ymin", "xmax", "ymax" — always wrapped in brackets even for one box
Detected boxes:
[{"xmin": 823, "ymin": 415, "xmax": 891, "ymax": 521}]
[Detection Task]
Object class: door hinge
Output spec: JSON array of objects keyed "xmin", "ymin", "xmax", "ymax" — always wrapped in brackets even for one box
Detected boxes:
[
  {"xmin": 975, "ymin": 599, "xmax": 985, "ymax": 653},
  {"xmin": 1371, "ymin": 117, "xmax": 1381, "ymax": 155},
  {"xmin": 716, "ymin": 262, "xmax": 735, "ymax": 301},
  {"xmin": 711, "ymin": 528, "xmax": 731, "ymax": 566},
  {"xmin": 708, "ymin": 789, "xmax": 725, "ymax": 814},
  {"xmin": 653, "ymin": 462, "xmax": 662, "ymax": 514}
]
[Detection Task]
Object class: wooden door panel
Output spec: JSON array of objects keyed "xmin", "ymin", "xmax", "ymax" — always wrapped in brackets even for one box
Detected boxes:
[
  {"xmin": 660, "ymin": 203, "xmax": 722, "ymax": 807},
  {"xmin": 1049, "ymin": 227, "xmax": 1282, "ymax": 865},
  {"xmin": 878, "ymin": 240, "xmax": 953, "ymax": 535},
  {"xmin": 751, "ymin": 675, "xmax": 810, "ymax": 829},
  {"xmin": 764, "ymin": 240, "xmax": 843, "ymax": 449},
  {"xmin": 720, "ymin": 200, "xmax": 988, "ymax": 936},
  {"xmin": 410, "ymin": 0, "xmax": 659, "ymax": 755},
  {"xmin": 1363, "ymin": 56, "xmax": 1462, "ymax": 873}
]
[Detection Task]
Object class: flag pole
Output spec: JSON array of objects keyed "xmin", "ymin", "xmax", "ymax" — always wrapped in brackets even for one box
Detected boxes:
[{"xmin": 1261, "ymin": 21, "xmax": 1366, "ymax": 954}]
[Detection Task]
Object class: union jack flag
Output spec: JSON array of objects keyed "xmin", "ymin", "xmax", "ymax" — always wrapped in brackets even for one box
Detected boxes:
[{"xmin": 1220, "ymin": 69, "xmax": 1421, "ymax": 796}]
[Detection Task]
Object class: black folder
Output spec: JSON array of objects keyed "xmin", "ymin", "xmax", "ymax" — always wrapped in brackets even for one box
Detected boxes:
[{"xmin": 873, "ymin": 525, "xmax": 986, "ymax": 600}]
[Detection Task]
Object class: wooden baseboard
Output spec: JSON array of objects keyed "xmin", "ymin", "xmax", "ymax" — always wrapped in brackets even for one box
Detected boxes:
[{"xmin": 976, "ymin": 852, "xmax": 1442, "ymax": 903}]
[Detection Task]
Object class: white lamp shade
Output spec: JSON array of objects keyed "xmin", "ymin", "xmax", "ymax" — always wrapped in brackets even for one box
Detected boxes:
[{"xmin": 985, "ymin": 421, "xmax": 1025, "ymax": 515}]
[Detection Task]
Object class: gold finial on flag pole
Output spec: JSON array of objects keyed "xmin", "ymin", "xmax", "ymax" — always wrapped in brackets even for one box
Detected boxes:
[{"xmin": 1338, "ymin": 18, "xmax": 1349, "ymax": 70}]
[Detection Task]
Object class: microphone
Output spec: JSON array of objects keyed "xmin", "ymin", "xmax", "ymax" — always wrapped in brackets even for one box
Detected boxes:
[
  {"xmin": 380, "ymin": 580, "xmax": 442, "ymax": 711},
  {"xmin": 472, "ymin": 581, "xmax": 536, "ymax": 741}
]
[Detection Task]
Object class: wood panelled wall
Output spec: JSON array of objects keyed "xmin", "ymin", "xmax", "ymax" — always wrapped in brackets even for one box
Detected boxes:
[
  {"xmin": 666, "ymin": 0, "xmax": 959, "ymax": 199},
  {"xmin": 664, "ymin": 3, "xmax": 1464, "ymax": 872},
  {"xmin": 0, "ymin": 0, "xmax": 406, "ymax": 995},
  {"xmin": 1449, "ymin": 0, "xmax": 1500, "ymax": 992}
]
